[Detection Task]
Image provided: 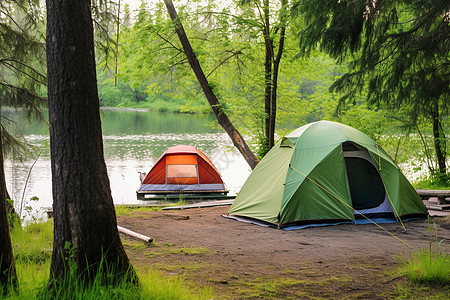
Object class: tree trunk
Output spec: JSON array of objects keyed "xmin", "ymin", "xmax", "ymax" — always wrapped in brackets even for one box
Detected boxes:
[
  {"xmin": 263, "ymin": 0, "xmax": 273, "ymax": 152},
  {"xmin": 0, "ymin": 126, "xmax": 18, "ymax": 296},
  {"xmin": 46, "ymin": 0, "xmax": 136, "ymax": 284},
  {"xmin": 431, "ymin": 105, "xmax": 447, "ymax": 178},
  {"xmin": 163, "ymin": 0, "xmax": 259, "ymax": 169},
  {"xmin": 114, "ymin": 0, "xmax": 121, "ymax": 87},
  {"xmin": 6, "ymin": 191, "xmax": 20, "ymax": 229},
  {"xmin": 269, "ymin": 1, "xmax": 287, "ymax": 150}
]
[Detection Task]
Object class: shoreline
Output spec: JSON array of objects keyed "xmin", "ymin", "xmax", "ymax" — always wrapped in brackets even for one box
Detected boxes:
[{"xmin": 100, "ymin": 107, "xmax": 149, "ymax": 112}]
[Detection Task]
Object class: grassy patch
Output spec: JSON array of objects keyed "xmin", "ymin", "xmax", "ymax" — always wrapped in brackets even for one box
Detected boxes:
[
  {"xmin": 5, "ymin": 220, "xmax": 212, "ymax": 300},
  {"xmin": 142, "ymin": 242, "xmax": 216, "ymax": 257},
  {"xmin": 114, "ymin": 205, "xmax": 161, "ymax": 216},
  {"xmin": 164, "ymin": 247, "xmax": 216, "ymax": 255},
  {"xmin": 140, "ymin": 268, "xmax": 213, "ymax": 299},
  {"xmin": 237, "ymin": 277, "xmax": 307, "ymax": 298},
  {"xmin": 400, "ymin": 250, "xmax": 450, "ymax": 286},
  {"xmin": 153, "ymin": 263, "xmax": 206, "ymax": 273},
  {"xmin": 324, "ymin": 275, "xmax": 353, "ymax": 285},
  {"xmin": 121, "ymin": 239, "xmax": 150, "ymax": 252},
  {"xmin": 394, "ymin": 283, "xmax": 450, "ymax": 299},
  {"xmin": 11, "ymin": 220, "xmax": 53, "ymax": 265}
]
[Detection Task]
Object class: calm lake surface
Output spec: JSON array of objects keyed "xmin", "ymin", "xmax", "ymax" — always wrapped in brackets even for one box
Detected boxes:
[{"xmin": 4, "ymin": 109, "xmax": 251, "ymax": 220}]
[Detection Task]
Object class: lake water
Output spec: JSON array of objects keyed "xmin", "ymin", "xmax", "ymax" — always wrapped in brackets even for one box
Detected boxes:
[{"xmin": 4, "ymin": 109, "xmax": 252, "ymax": 220}]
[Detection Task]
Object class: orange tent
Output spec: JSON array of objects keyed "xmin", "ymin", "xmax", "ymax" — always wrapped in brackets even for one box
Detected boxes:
[{"xmin": 137, "ymin": 145, "xmax": 228, "ymax": 197}]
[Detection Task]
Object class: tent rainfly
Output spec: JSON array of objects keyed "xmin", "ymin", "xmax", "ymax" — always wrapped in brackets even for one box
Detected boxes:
[
  {"xmin": 226, "ymin": 121, "xmax": 427, "ymax": 229},
  {"xmin": 137, "ymin": 145, "xmax": 228, "ymax": 198}
]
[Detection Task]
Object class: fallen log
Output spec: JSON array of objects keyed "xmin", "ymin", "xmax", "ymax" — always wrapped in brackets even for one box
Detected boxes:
[{"xmin": 117, "ymin": 225, "xmax": 153, "ymax": 244}]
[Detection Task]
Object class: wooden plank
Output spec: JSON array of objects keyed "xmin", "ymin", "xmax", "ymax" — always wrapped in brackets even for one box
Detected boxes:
[
  {"xmin": 162, "ymin": 199, "xmax": 235, "ymax": 210},
  {"xmin": 416, "ymin": 189, "xmax": 450, "ymax": 197},
  {"xmin": 117, "ymin": 226, "xmax": 153, "ymax": 244},
  {"xmin": 423, "ymin": 200, "xmax": 450, "ymax": 211},
  {"xmin": 427, "ymin": 204, "xmax": 450, "ymax": 211},
  {"xmin": 416, "ymin": 189, "xmax": 450, "ymax": 205},
  {"xmin": 140, "ymin": 194, "xmax": 235, "ymax": 201},
  {"xmin": 428, "ymin": 210, "xmax": 450, "ymax": 217}
]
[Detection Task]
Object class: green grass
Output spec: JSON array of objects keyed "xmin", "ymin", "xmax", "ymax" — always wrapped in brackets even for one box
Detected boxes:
[
  {"xmin": 114, "ymin": 205, "xmax": 161, "ymax": 216},
  {"xmin": 11, "ymin": 220, "xmax": 53, "ymax": 266},
  {"xmin": 237, "ymin": 277, "xmax": 306, "ymax": 298},
  {"xmin": 400, "ymin": 250, "xmax": 450, "ymax": 286},
  {"xmin": 164, "ymin": 247, "xmax": 216, "ymax": 255},
  {"xmin": 142, "ymin": 245, "xmax": 216, "ymax": 259},
  {"xmin": 2, "ymin": 220, "xmax": 213, "ymax": 300}
]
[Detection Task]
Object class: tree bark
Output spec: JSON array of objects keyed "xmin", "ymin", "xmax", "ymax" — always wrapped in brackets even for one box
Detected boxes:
[
  {"xmin": 46, "ymin": 0, "xmax": 136, "ymax": 284},
  {"xmin": 269, "ymin": 0, "xmax": 287, "ymax": 150},
  {"xmin": 431, "ymin": 105, "xmax": 447, "ymax": 178},
  {"xmin": 263, "ymin": 0, "xmax": 273, "ymax": 151},
  {"xmin": 0, "ymin": 125, "xmax": 18, "ymax": 296},
  {"xmin": 163, "ymin": 0, "xmax": 259, "ymax": 169}
]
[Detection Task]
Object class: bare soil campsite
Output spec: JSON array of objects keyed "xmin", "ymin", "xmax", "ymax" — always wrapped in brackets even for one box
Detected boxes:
[{"xmin": 117, "ymin": 205, "xmax": 450, "ymax": 299}]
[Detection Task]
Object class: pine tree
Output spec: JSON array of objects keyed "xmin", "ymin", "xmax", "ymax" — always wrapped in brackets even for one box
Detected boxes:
[
  {"xmin": 295, "ymin": 0, "xmax": 450, "ymax": 180},
  {"xmin": 0, "ymin": 1, "xmax": 46, "ymax": 294},
  {"xmin": 46, "ymin": 0, "xmax": 137, "ymax": 285}
]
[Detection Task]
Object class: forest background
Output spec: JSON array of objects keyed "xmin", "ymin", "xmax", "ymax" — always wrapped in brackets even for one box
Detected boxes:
[
  {"xmin": 2, "ymin": 0, "xmax": 449, "ymax": 185},
  {"xmin": 96, "ymin": 0, "xmax": 449, "ymax": 185}
]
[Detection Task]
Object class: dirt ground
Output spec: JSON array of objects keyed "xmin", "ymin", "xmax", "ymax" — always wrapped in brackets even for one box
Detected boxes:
[{"xmin": 117, "ymin": 205, "xmax": 450, "ymax": 299}]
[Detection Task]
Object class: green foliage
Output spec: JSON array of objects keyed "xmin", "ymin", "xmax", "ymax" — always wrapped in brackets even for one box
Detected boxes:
[
  {"xmin": 0, "ymin": 0, "xmax": 47, "ymax": 160},
  {"xmin": 295, "ymin": 0, "xmax": 450, "ymax": 175},
  {"xmin": 413, "ymin": 177, "xmax": 450, "ymax": 190},
  {"xmin": 106, "ymin": 0, "xmax": 345, "ymax": 155},
  {"xmin": 95, "ymin": 0, "xmax": 447, "ymax": 172}
]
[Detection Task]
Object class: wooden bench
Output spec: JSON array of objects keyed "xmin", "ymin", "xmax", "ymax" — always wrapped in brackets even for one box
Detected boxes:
[
  {"xmin": 416, "ymin": 190, "xmax": 450, "ymax": 215},
  {"xmin": 416, "ymin": 189, "xmax": 450, "ymax": 204}
]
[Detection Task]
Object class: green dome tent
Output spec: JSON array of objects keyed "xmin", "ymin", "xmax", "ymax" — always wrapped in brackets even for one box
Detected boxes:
[{"xmin": 227, "ymin": 121, "xmax": 427, "ymax": 229}]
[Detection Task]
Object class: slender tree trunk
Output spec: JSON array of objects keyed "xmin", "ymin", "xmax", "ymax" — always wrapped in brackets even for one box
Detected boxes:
[
  {"xmin": 164, "ymin": 0, "xmax": 259, "ymax": 169},
  {"xmin": 269, "ymin": 2, "xmax": 286, "ymax": 149},
  {"xmin": 0, "ymin": 126, "xmax": 17, "ymax": 296},
  {"xmin": 114, "ymin": 0, "xmax": 121, "ymax": 87},
  {"xmin": 263, "ymin": 0, "xmax": 273, "ymax": 151},
  {"xmin": 431, "ymin": 105, "xmax": 447, "ymax": 177},
  {"xmin": 46, "ymin": 0, "xmax": 136, "ymax": 284},
  {"xmin": 264, "ymin": 0, "xmax": 287, "ymax": 153}
]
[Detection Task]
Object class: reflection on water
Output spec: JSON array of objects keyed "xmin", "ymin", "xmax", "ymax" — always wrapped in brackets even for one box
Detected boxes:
[{"xmin": 4, "ymin": 110, "xmax": 251, "ymax": 220}]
